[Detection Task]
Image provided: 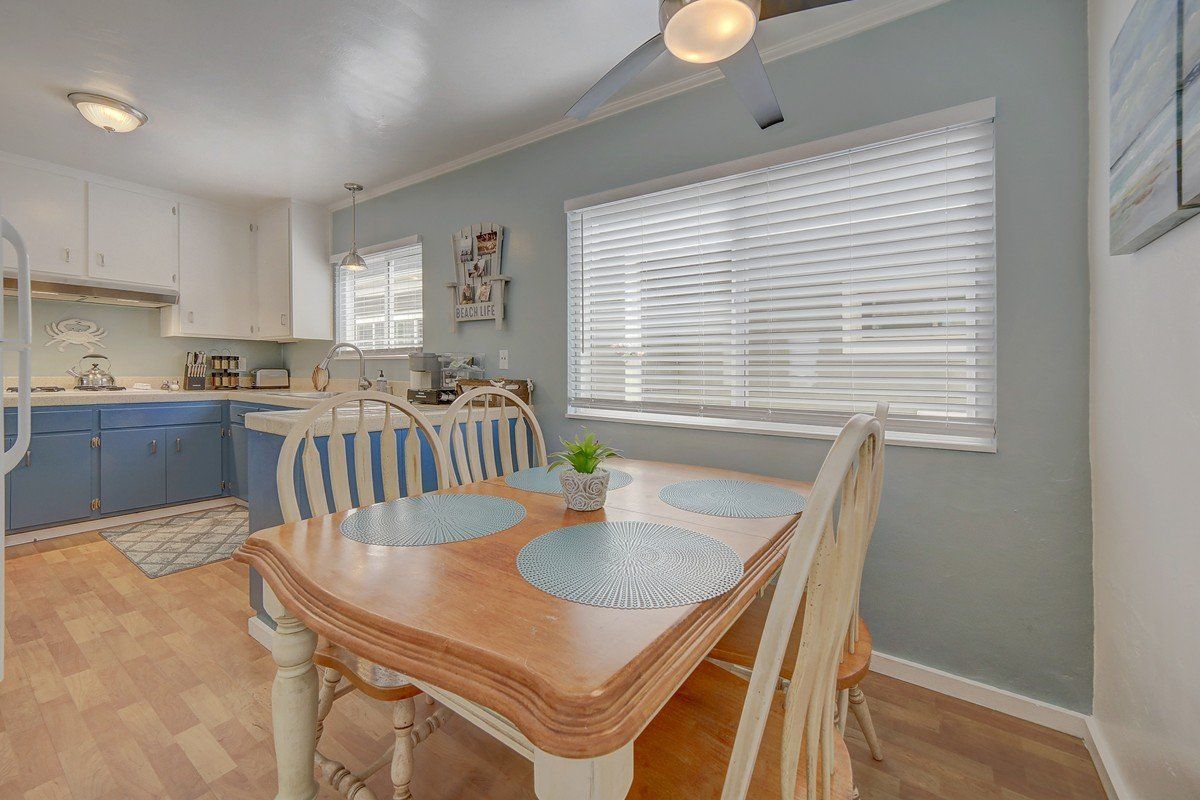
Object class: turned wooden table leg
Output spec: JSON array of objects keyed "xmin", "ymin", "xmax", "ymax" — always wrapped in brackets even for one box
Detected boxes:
[
  {"xmin": 533, "ymin": 743, "xmax": 633, "ymax": 800},
  {"xmin": 266, "ymin": 588, "xmax": 320, "ymax": 800}
]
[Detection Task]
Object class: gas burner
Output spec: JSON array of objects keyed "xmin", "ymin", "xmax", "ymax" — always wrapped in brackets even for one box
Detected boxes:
[
  {"xmin": 75, "ymin": 385, "xmax": 127, "ymax": 391},
  {"xmin": 7, "ymin": 386, "xmax": 66, "ymax": 393}
]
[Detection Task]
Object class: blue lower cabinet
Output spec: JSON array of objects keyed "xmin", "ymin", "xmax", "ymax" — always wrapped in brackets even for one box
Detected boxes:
[
  {"xmin": 100, "ymin": 427, "xmax": 167, "ymax": 514},
  {"xmin": 166, "ymin": 424, "xmax": 224, "ymax": 504},
  {"xmin": 228, "ymin": 423, "xmax": 249, "ymax": 501},
  {"xmin": 7, "ymin": 431, "xmax": 95, "ymax": 530}
]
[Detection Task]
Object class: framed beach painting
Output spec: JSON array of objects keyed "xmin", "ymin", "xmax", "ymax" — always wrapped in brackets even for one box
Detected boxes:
[
  {"xmin": 1109, "ymin": 0, "xmax": 1199, "ymax": 254},
  {"xmin": 1184, "ymin": 0, "xmax": 1200, "ymax": 207}
]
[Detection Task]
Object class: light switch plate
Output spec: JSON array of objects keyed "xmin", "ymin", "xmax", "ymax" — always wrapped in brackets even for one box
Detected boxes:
[{"xmin": 498, "ymin": 349, "xmax": 510, "ymax": 369}]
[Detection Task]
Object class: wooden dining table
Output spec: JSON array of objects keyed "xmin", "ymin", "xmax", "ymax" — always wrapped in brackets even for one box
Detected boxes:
[{"xmin": 234, "ymin": 458, "xmax": 810, "ymax": 800}]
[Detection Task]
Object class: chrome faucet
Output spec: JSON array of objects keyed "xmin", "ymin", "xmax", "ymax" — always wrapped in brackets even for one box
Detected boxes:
[{"xmin": 313, "ymin": 342, "xmax": 372, "ymax": 391}]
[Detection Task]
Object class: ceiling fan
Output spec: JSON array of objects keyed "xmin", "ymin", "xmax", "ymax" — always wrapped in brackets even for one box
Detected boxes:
[{"xmin": 567, "ymin": 0, "xmax": 854, "ymax": 129}]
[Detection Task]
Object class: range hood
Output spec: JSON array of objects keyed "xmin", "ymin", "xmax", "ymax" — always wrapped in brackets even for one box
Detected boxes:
[{"xmin": 3, "ymin": 273, "xmax": 178, "ymax": 308}]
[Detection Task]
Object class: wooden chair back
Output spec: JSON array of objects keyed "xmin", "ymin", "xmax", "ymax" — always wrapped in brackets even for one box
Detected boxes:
[
  {"xmin": 438, "ymin": 386, "xmax": 547, "ymax": 487},
  {"xmin": 721, "ymin": 412, "xmax": 886, "ymax": 800},
  {"xmin": 277, "ymin": 391, "xmax": 450, "ymax": 524}
]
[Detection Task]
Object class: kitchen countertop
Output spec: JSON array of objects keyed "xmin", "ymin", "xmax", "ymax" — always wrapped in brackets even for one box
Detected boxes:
[{"xmin": 4, "ymin": 388, "xmax": 341, "ymax": 410}]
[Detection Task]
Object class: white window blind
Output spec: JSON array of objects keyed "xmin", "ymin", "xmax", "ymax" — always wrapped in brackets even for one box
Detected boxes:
[
  {"xmin": 334, "ymin": 239, "xmax": 423, "ymax": 355},
  {"xmin": 567, "ymin": 119, "xmax": 997, "ymax": 450}
]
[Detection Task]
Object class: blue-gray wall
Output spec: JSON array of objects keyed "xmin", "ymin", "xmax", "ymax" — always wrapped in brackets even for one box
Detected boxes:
[
  {"xmin": 290, "ymin": 0, "xmax": 1093, "ymax": 709},
  {"xmin": 4, "ymin": 298, "xmax": 284, "ymax": 379}
]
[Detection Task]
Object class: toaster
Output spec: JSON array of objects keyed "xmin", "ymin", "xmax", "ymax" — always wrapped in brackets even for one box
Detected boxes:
[{"xmin": 250, "ymin": 368, "xmax": 290, "ymax": 389}]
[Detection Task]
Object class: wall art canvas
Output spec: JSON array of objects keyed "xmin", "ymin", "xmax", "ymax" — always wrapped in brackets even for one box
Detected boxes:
[
  {"xmin": 1184, "ymin": 0, "xmax": 1200, "ymax": 207},
  {"xmin": 1109, "ymin": 0, "xmax": 1199, "ymax": 254}
]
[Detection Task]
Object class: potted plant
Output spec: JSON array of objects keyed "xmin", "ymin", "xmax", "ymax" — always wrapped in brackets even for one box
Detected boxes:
[{"xmin": 548, "ymin": 430, "xmax": 621, "ymax": 511}]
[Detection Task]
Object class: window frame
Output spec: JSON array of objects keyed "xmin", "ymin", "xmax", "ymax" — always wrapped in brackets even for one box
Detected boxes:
[
  {"xmin": 564, "ymin": 100, "xmax": 998, "ymax": 453},
  {"xmin": 331, "ymin": 234, "xmax": 424, "ymax": 359}
]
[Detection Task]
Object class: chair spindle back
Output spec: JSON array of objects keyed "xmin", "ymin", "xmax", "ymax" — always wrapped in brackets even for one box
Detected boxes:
[
  {"xmin": 277, "ymin": 391, "xmax": 450, "ymax": 524},
  {"xmin": 439, "ymin": 386, "xmax": 547, "ymax": 487}
]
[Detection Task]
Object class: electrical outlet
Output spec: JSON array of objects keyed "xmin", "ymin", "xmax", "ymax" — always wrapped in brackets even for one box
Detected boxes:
[{"xmin": 499, "ymin": 349, "xmax": 510, "ymax": 369}]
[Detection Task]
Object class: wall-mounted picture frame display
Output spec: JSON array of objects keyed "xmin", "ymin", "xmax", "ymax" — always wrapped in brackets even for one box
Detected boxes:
[
  {"xmin": 1109, "ymin": 0, "xmax": 1200, "ymax": 253},
  {"xmin": 446, "ymin": 222, "xmax": 512, "ymax": 330}
]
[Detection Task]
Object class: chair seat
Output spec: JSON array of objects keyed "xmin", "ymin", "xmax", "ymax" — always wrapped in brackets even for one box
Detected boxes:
[
  {"xmin": 630, "ymin": 660, "xmax": 854, "ymax": 799},
  {"xmin": 710, "ymin": 582, "xmax": 872, "ymax": 690},
  {"xmin": 314, "ymin": 640, "xmax": 423, "ymax": 702}
]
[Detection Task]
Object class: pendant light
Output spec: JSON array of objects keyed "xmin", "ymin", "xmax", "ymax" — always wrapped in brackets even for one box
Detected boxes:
[{"xmin": 339, "ymin": 183, "xmax": 367, "ymax": 271}]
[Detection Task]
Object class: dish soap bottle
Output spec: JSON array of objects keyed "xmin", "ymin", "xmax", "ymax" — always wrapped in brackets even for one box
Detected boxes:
[{"xmin": 372, "ymin": 370, "xmax": 390, "ymax": 394}]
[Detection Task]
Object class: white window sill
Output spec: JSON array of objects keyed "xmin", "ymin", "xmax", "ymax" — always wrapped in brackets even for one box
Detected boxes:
[
  {"xmin": 565, "ymin": 407, "xmax": 997, "ymax": 454},
  {"xmin": 332, "ymin": 352, "xmax": 416, "ymax": 361}
]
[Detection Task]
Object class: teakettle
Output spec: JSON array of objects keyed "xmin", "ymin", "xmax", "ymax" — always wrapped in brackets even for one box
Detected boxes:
[{"xmin": 68, "ymin": 353, "xmax": 116, "ymax": 389}]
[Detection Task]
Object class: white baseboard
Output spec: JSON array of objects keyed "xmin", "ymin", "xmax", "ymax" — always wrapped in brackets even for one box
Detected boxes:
[
  {"xmin": 1083, "ymin": 717, "xmax": 1132, "ymax": 800},
  {"xmin": 870, "ymin": 650, "xmax": 1090, "ymax": 738},
  {"xmin": 4, "ymin": 496, "xmax": 238, "ymax": 547},
  {"xmin": 248, "ymin": 615, "xmax": 273, "ymax": 649}
]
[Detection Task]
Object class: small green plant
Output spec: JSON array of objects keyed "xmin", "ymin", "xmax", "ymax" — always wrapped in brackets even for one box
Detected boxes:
[{"xmin": 548, "ymin": 429, "xmax": 620, "ymax": 474}]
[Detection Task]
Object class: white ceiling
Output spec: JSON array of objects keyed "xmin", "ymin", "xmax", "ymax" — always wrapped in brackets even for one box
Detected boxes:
[{"xmin": 0, "ymin": 0, "xmax": 936, "ymax": 209}]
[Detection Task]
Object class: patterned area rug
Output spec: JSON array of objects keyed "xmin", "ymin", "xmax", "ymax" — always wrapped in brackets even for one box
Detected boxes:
[{"xmin": 101, "ymin": 506, "xmax": 250, "ymax": 578}]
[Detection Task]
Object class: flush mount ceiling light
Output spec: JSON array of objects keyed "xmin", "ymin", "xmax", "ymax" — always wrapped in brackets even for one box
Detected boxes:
[
  {"xmin": 567, "ymin": 0, "xmax": 853, "ymax": 129},
  {"xmin": 339, "ymin": 183, "xmax": 367, "ymax": 271},
  {"xmin": 661, "ymin": 0, "xmax": 759, "ymax": 63},
  {"xmin": 67, "ymin": 92, "xmax": 148, "ymax": 133}
]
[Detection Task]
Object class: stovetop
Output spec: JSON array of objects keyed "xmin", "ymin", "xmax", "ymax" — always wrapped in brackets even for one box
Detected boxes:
[{"xmin": 6, "ymin": 385, "xmax": 127, "ymax": 393}]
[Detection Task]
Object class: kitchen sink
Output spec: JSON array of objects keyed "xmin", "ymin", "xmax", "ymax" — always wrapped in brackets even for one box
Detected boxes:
[{"xmin": 260, "ymin": 390, "xmax": 336, "ymax": 399}]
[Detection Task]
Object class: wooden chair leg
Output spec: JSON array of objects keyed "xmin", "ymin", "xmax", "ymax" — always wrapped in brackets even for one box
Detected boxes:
[
  {"xmin": 391, "ymin": 697, "xmax": 416, "ymax": 800},
  {"xmin": 848, "ymin": 685, "xmax": 884, "ymax": 761},
  {"xmin": 837, "ymin": 688, "xmax": 849, "ymax": 734}
]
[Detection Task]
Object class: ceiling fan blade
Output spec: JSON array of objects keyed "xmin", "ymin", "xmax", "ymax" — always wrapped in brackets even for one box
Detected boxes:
[
  {"xmin": 566, "ymin": 34, "xmax": 668, "ymax": 120},
  {"xmin": 718, "ymin": 40, "xmax": 784, "ymax": 129},
  {"xmin": 760, "ymin": 0, "xmax": 856, "ymax": 21}
]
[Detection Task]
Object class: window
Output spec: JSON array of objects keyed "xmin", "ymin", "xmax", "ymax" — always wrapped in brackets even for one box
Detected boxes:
[
  {"xmin": 334, "ymin": 237, "xmax": 423, "ymax": 355},
  {"xmin": 567, "ymin": 105, "xmax": 996, "ymax": 451}
]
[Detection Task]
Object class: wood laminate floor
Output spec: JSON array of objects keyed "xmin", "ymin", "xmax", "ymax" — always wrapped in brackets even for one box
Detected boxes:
[{"xmin": 2, "ymin": 531, "xmax": 1106, "ymax": 800}]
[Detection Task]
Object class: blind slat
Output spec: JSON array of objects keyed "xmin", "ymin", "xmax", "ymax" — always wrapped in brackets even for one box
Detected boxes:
[{"xmin": 567, "ymin": 120, "xmax": 997, "ymax": 447}]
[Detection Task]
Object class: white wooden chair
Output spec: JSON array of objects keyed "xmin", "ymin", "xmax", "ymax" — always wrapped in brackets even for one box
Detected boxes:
[
  {"xmin": 438, "ymin": 385, "xmax": 546, "ymax": 487},
  {"xmin": 624, "ymin": 412, "xmax": 885, "ymax": 799},
  {"xmin": 276, "ymin": 390, "xmax": 451, "ymax": 800},
  {"xmin": 709, "ymin": 403, "xmax": 889, "ymax": 763}
]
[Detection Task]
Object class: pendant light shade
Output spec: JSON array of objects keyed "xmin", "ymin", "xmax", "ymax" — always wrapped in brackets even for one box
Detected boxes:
[
  {"xmin": 68, "ymin": 92, "xmax": 148, "ymax": 133},
  {"xmin": 339, "ymin": 183, "xmax": 367, "ymax": 271}
]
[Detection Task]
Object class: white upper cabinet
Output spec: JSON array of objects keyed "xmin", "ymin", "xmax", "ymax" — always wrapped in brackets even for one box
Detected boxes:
[
  {"xmin": 88, "ymin": 182, "xmax": 179, "ymax": 289},
  {"xmin": 166, "ymin": 202, "xmax": 254, "ymax": 337},
  {"xmin": 0, "ymin": 160, "xmax": 86, "ymax": 277},
  {"xmin": 252, "ymin": 200, "xmax": 332, "ymax": 342}
]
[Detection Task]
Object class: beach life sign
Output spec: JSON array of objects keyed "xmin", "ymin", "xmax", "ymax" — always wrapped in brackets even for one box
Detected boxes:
[{"xmin": 1109, "ymin": 0, "xmax": 1200, "ymax": 254}]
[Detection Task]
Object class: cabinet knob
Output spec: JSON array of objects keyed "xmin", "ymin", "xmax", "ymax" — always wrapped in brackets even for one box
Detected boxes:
[
  {"xmin": 150, "ymin": 439, "xmax": 157, "ymax": 455},
  {"xmin": 63, "ymin": 247, "xmax": 71, "ymax": 263}
]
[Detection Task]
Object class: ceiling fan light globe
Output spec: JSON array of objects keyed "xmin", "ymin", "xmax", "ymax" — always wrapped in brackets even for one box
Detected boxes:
[{"xmin": 660, "ymin": 0, "xmax": 759, "ymax": 64}]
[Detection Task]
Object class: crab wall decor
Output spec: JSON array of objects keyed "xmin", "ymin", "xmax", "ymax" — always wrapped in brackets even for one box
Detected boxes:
[{"xmin": 44, "ymin": 318, "xmax": 108, "ymax": 352}]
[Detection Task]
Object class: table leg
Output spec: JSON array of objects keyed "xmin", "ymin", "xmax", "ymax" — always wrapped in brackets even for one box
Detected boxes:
[
  {"xmin": 265, "ymin": 588, "xmax": 319, "ymax": 800},
  {"xmin": 533, "ymin": 743, "xmax": 633, "ymax": 800}
]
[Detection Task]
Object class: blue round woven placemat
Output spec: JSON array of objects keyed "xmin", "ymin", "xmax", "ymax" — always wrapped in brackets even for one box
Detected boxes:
[
  {"xmin": 659, "ymin": 479, "xmax": 807, "ymax": 518},
  {"xmin": 504, "ymin": 466, "xmax": 633, "ymax": 495},
  {"xmin": 339, "ymin": 494, "xmax": 525, "ymax": 547},
  {"xmin": 516, "ymin": 521, "xmax": 743, "ymax": 609}
]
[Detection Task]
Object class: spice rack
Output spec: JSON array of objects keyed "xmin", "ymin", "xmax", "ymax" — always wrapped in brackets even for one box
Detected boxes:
[{"xmin": 184, "ymin": 349, "xmax": 243, "ymax": 390}]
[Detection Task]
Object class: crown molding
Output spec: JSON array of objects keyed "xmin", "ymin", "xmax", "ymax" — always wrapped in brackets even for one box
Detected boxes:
[{"xmin": 330, "ymin": 0, "xmax": 952, "ymax": 211}]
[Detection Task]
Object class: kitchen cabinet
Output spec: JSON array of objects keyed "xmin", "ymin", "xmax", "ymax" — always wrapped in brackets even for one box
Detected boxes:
[
  {"xmin": 162, "ymin": 203, "xmax": 255, "ymax": 338},
  {"xmin": 0, "ymin": 159, "xmax": 87, "ymax": 278},
  {"xmin": 88, "ymin": 182, "xmax": 179, "ymax": 289},
  {"xmin": 165, "ymin": 423, "xmax": 224, "ymax": 504},
  {"xmin": 99, "ymin": 426, "xmax": 167, "ymax": 514},
  {"xmin": 6, "ymin": 432, "xmax": 94, "ymax": 530},
  {"xmin": 253, "ymin": 200, "xmax": 332, "ymax": 341},
  {"xmin": 227, "ymin": 422, "xmax": 249, "ymax": 501}
]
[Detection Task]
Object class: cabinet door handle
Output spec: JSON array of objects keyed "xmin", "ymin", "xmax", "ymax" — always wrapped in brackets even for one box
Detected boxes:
[
  {"xmin": 172, "ymin": 273, "xmax": 177, "ymax": 284},
  {"xmin": 63, "ymin": 247, "xmax": 71, "ymax": 263},
  {"xmin": 175, "ymin": 437, "xmax": 182, "ymax": 453},
  {"xmin": 96, "ymin": 252, "xmax": 106, "ymax": 268},
  {"xmin": 150, "ymin": 439, "xmax": 157, "ymax": 455},
  {"xmin": 23, "ymin": 450, "xmax": 31, "ymax": 467}
]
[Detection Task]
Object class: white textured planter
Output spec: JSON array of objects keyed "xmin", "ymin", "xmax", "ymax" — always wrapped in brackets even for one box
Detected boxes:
[{"xmin": 558, "ymin": 468, "xmax": 611, "ymax": 512}]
